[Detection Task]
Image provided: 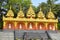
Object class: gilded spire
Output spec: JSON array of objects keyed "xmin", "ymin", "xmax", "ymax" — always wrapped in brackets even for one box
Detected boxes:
[
  {"xmin": 37, "ymin": 8, "xmax": 45, "ymax": 19},
  {"xmin": 17, "ymin": 5, "xmax": 24, "ymax": 18},
  {"xmin": 29, "ymin": 3, "xmax": 32, "ymax": 7},
  {"xmin": 10, "ymin": 6, "xmax": 11, "ymax": 10},
  {"xmin": 47, "ymin": 8, "xmax": 55, "ymax": 19},
  {"xmin": 50, "ymin": 8, "xmax": 51, "ymax": 12},
  {"xmin": 20, "ymin": 4, "xmax": 22, "ymax": 11},
  {"xmin": 40, "ymin": 8, "xmax": 42, "ymax": 11},
  {"xmin": 27, "ymin": 3, "xmax": 35, "ymax": 18},
  {"xmin": 6, "ymin": 6, "xmax": 14, "ymax": 17}
]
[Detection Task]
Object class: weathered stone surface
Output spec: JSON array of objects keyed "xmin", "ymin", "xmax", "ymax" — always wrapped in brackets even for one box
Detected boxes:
[
  {"xmin": 15, "ymin": 30, "xmax": 48, "ymax": 40},
  {"xmin": 47, "ymin": 30, "xmax": 60, "ymax": 40},
  {"xmin": 1, "ymin": 30, "xmax": 60, "ymax": 40},
  {"xmin": 0, "ymin": 31, "xmax": 14, "ymax": 40}
]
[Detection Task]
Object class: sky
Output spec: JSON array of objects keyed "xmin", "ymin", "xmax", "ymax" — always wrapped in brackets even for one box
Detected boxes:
[{"xmin": 31, "ymin": 0, "xmax": 60, "ymax": 7}]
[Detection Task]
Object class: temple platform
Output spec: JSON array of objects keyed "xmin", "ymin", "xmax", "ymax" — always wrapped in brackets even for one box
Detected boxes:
[{"xmin": 0, "ymin": 30, "xmax": 60, "ymax": 40}]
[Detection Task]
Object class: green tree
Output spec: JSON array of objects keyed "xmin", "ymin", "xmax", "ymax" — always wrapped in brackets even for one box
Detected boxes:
[
  {"xmin": 2, "ymin": 0, "xmax": 31, "ymax": 14},
  {"xmin": 38, "ymin": 0, "xmax": 60, "ymax": 15},
  {"xmin": 47, "ymin": 0, "xmax": 59, "ymax": 14},
  {"xmin": 37, "ymin": 2, "xmax": 48, "ymax": 14},
  {"xmin": 58, "ymin": 23, "xmax": 60, "ymax": 30},
  {"xmin": 47, "ymin": 0, "xmax": 58, "ymax": 7}
]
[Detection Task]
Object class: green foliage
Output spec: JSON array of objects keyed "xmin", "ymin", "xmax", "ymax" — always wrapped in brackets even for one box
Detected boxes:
[
  {"xmin": 6, "ymin": 0, "xmax": 31, "ymax": 17},
  {"xmin": 58, "ymin": 23, "xmax": 60, "ymax": 30},
  {"xmin": 47, "ymin": 0, "xmax": 60, "ymax": 14},
  {"xmin": 37, "ymin": 0, "xmax": 60, "ymax": 15},
  {"xmin": 0, "ymin": 21, "xmax": 3, "ymax": 29},
  {"xmin": 37, "ymin": 2, "xmax": 48, "ymax": 14},
  {"xmin": 1, "ymin": 0, "xmax": 31, "ymax": 14}
]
